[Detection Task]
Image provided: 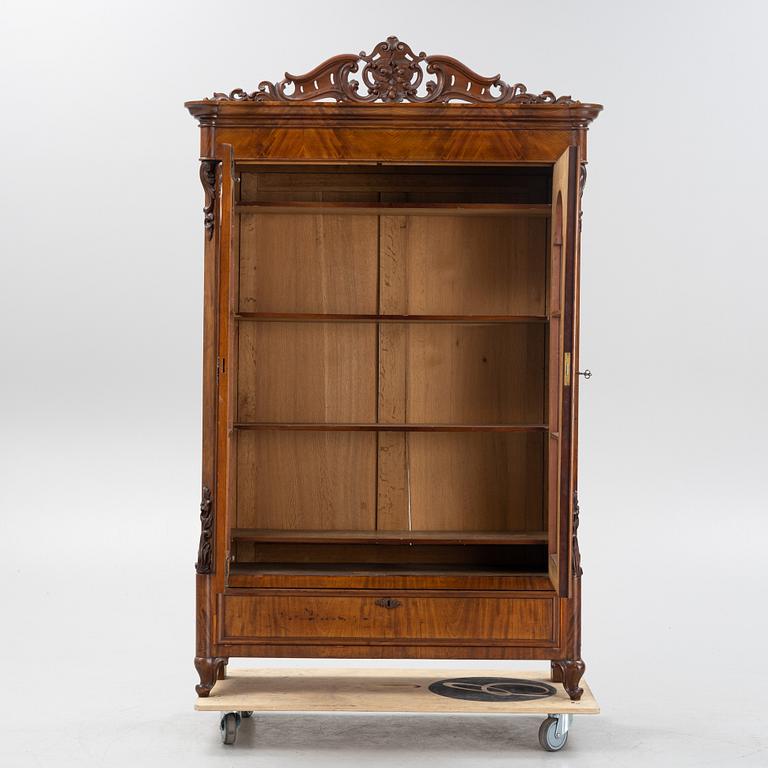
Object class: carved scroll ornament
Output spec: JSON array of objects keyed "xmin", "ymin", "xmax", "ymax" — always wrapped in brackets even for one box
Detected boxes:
[
  {"xmin": 210, "ymin": 36, "xmax": 577, "ymax": 105},
  {"xmin": 195, "ymin": 485, "xmax": 214, "ymax": 574}
]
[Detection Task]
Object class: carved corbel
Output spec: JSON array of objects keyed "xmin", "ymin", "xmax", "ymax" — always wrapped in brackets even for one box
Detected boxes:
[
  {"xmin": 199, "ymin": 160, "xmax": 219, "ymax": 239},
  {"xmin": 195, "ymin": 485, "xmax": 214, "ymax": 574},
  {"xmin": 572, "ymin": 491, "xmax": 582, "ymax": 577}
]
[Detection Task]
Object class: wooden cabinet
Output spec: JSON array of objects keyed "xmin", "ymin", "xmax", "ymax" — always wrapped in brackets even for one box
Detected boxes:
[{"xmin": 186, "ymin": 37, "xmax": 602, "ymax": 701}]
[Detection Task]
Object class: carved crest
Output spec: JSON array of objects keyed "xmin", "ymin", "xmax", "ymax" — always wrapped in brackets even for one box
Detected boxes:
[
  {"xmin": 195, "ymin": 485, "xmax": 214, "ymax": 574},
  {"xmin": 210, "ymin": 36, "xmax": 577, "ymax": 105}
]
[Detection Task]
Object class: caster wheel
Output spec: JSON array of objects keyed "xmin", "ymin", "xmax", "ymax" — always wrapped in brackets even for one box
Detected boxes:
[
  {"xmin": 538, "ymin": 716, "xmax": 568, "ymax": 752},
  {"xmin": 240, "ymin": 711, "xmax": 253, "ymax": 718},
  {"xmin": 220, "ymin": 712, "xmax": 240, "ymax": 745}
]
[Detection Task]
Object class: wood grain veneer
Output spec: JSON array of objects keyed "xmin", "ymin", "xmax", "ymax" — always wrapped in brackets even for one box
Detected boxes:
[{"xmin": 219, "ymin": 592, "xmax": 557, "ymax": 644}]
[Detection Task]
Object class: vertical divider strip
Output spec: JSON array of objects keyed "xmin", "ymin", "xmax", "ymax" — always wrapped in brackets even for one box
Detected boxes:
[
  {"xmin": 375, "ymin": 203, "xmax": 381, "ymax": 533},
  {"xmin": 404, "ymin": 227, "xmax": 411, "ymax": 532},
  {"xmin": 542, "ymin": 215, "xmax": 551, "ymax": 535},
  {"xmin": 230, "ymin": 165, "xmax": 242, "ymax": 560},
  {"xmin": 377, "ymin": 214, "xmax": 410, "ymax": 531}
]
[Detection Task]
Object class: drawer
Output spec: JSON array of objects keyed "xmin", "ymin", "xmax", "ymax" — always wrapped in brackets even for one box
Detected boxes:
[{"xmin": 219, "ymin": 592, "xmax": 557, "ymax": 645}]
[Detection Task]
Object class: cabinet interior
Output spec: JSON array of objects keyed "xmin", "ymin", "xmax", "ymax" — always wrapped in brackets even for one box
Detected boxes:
[{"xmin": 230, "ymin": 164, "xmax": 554, "ymax": 578}]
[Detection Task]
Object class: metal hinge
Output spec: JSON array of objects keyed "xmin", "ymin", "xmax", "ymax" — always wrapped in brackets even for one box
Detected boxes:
[{"xmin": 563, "ymin": 353, "xmax": 571, "ymax": 386}]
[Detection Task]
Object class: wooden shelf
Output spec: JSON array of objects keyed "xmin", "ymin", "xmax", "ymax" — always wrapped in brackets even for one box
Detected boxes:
[
  {"xmin": 230, "ymin": 563, "xmax": 547, "ymax": 577},
  {"xmin": 227, "ymin": 565, "xmax": 553, "ymax": 591},
  {"xmin": 230, "ymin": 529, "xmax": 548, "ymax": 545},
  {"xmin": 233, "ymin": 423, "xmax": 549, "ymax": 432},
  {"xmin": 235, "ymin": 202, "xmax": 551, "ymax": 216},
  {"xmin": 234, "ymin": 312, "xmax": 548, "ymax": 324}
]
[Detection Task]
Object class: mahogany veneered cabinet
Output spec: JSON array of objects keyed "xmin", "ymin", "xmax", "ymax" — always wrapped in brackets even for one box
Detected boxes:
[{"xmin": 186, "ymin": 37, "xmax": 602, "ymax": 701}]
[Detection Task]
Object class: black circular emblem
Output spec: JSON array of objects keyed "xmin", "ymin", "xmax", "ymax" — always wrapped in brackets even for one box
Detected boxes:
[{"xmin": 428, "ymin": 677, "xmax": 556, "ymax": 702}]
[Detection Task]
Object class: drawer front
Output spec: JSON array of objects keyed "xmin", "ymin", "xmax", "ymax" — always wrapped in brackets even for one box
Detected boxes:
[{"xmin": 219, "ymin": 592, "xmax": 557, "ymax": 645}]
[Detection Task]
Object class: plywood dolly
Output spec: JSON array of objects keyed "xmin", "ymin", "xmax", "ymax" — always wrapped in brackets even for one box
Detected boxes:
[{"xmin": 198, "ymin": 668, "xmax": 599, "ymax": 752}]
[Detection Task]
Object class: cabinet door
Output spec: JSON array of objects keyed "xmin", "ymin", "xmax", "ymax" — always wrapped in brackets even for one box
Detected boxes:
[{"xmin": 547, "ymin": 146, "xmax": 579, "ymax": 597}]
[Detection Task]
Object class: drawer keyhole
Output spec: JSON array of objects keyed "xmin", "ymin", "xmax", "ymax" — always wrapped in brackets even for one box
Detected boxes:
[{"xmin": 375, "ymin": 598, "xmax": 401, "ymax": 609}]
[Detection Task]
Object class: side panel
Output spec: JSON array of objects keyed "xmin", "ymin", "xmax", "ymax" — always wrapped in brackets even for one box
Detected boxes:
[
  {"xmin": 547, "ymin": 146, "xmax": 579, "ymax": 597},
  {"xmin": 211, "ymin": 146, "xmax": 237, "ymax": 652},
  {"xmin": 194, "ymin": 156, "xmax": 219, "ymax": 660}
]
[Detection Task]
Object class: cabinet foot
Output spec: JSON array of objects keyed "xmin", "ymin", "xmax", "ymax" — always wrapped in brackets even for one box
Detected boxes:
[
  {"xmin": 552, "ymin": 659, "xmax": 586, "ymax": 701},
  {"xmin": 195, "ymin": 656, "xmax": 227, "ymax": 697}
]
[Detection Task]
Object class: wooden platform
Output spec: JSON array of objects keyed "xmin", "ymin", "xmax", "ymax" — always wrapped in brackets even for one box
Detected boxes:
[{"xmin": 195, "ymin": 668, "xmax": 599, "ymax": 715}]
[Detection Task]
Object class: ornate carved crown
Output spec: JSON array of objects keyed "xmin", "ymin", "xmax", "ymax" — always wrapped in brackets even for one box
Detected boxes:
[{"xmin": 209, "ymin": 36, "xmax": 577, "ymax": 105}]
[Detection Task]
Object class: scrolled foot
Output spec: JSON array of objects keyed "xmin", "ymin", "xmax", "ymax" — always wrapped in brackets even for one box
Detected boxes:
[
  {"xmin": 194, "ymin": 656, "xmax": 227, "ymax": 697},
  {"xmin": 559, "ymin": 658, "xmax": 586, "ymax": 701}
]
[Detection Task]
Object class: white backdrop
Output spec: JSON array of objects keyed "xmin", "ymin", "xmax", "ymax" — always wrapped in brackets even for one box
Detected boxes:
[{"xmin": 1, "ymin": 1, "xmax": 766, "ymax": 765}]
